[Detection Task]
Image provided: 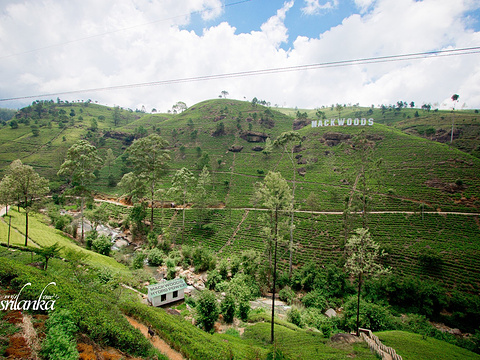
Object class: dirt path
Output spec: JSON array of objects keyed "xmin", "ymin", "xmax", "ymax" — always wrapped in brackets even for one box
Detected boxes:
[{"xmin": 126, "ymin": 316, "xmax": 184, "ymax": 360}]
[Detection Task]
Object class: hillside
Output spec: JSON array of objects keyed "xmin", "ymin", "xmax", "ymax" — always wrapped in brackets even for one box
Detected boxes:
[
  {"xmin": 1, "ymin": 98, "xmax": 480, "ymax": 358},
  {"xmin": 1, "ymin": 99, "xmax": 479, "ymax": 212}
]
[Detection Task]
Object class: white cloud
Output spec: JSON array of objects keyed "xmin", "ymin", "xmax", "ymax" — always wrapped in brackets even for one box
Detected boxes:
[
  {"xmin": 0, "ymin": 0, "xmax": 480, "ymax": 112},
  {"xmin": 301, "ymin": 0, "xmax": 339, "ymax": 15}
]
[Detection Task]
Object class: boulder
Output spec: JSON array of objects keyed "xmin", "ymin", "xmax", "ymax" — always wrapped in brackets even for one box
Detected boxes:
[
  {"xmin": 325, "ymin": 308, "xmax": 337, "ymax": 318},
  {"xmin": 240, "ymin": 131, "xmax": 268, "ymax": 143},
  {"xmin": 293, "ymin": 119, "xmax": 310, "ymax": 130},
  {"xmin": 228, "ymin": 145, "xmax": 244, "ymax": 152}
]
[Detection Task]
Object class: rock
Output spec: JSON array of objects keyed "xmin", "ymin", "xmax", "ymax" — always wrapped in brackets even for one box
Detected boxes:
[
  {"xmin": 331, "ymin": 333, "xmax": 360, "ymax": 344},
  {"xmin": 240, "ymin": 131, "xmax": 268, "ymax": 143},
  {"xmin": 293, "ymin": 145, "xmax": 304, "ymax": 153},
  {"xmin": 297, "ymin": 167, "xmax": 306, "ymax": 176},
  {"xmin": 293, "ymin": 119, "xmax": 310, "ymax": 130},
  {"xmin": 228, "ymin": 145, "xmax": 244, "ymax": 152},
  {"xmin": 195, "ymin": 281, "xmax": 205, "ymax": 291},
  {"xmin": 449, "ymin": 328, "xmax": 462, "ymax": 336},
  {"xmin": 325, "ymin": 308, "xmax": 337, "ymax": 318},
  {"xmin": 252, "ymin": 146, "xmax": 264, "ymax": 151},
  {"xmin": 297, "ymin": 158, "xmax": 307, "ymax": 165}
]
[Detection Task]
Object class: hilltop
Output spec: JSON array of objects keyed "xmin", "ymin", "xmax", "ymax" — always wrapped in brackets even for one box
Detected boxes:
[{"xmin": 1, "ymin": 99, "xmax": 479, "ymax": 212}]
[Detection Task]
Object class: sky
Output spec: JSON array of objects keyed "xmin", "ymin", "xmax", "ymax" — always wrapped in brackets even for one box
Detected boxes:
[{"xmin": 1, "ymin": 0, "xmax": 480, "ymax": 112}]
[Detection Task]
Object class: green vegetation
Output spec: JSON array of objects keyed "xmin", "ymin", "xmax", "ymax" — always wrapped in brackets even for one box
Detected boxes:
[
  {"xmin": 375, "ymin": 330, "xmax": 480, "ymax": 360},
  {"xmin": 1, "ymin": 98, "xmax": 480, "ymax": 359}
]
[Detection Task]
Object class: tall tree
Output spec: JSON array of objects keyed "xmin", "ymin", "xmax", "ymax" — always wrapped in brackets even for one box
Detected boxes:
[
  {"xmin": 169, "ymin": 167, "xmax": 195, "ymax": 241},
  {"xmin": 273, "ymin": 131, "xmax": 302, "ymax": 277},
  {"xmin": 104, "ymin": 148, "xmax": 115, "ymax": 176},
  {"xmin": 0, "ymin": 174, "xmax": 15, "ymax": 216},
  {"xmin": 345, "ymin": 228, "xmax": 389, "ymax": 336},
  {"xmin": 255, "ymin": 171, "xmax": 292, "ymax": 344},
  {"xmin": 113, "ymin": 106, "xmax": 121, "ymax": 127},
  {"xmin": 220, "ymin": 90, "xmax": 229, "ymax": 99},
  {"xmin": 3, "ymin": 159, "xmax": 49, "ymax": 246},
  {"xmin": 125, "ymin": 134, "xmax": 170, "ymax": 231},
  {"xmin": 451, "ymin": 94, "xmax": 460, "ymax": 144},
  {"xmin": 172, "ymin": 101, "xmax": 187, "ymax": 113},
  {"xmin": 58, "ymin": 140, "xmax": 102, "ymax": 242}
]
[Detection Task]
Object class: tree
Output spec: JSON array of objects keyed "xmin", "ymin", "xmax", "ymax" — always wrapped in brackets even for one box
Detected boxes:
[
  {"xmin": 4, "ymin": 160, "xmax": 49, "ymax": 246},
  {"xmin": 193, "ymin": 166, "xmax": 215, "ymax": 225},
  {"xmin": 336, "ymin": 104, "xmax": 343, "ymax": 118},
  {"xmin": 262, "ymin": 138, "xmax": 273, "ymax": 158},
  {"xmin": 169, "ymin": 167, "xmax": 195, "ymax": 241},
  {"xmin": 85, "ymin": 205, "xmax": 109, "ymax": 231},
  {"xmin": 0, "ymin": 174, "xmax": 15, "ymax": 216},
  {"xmin": 125, "ymin": 134, "xmax": 170, "ymax": 230},
  {"xmin": 113, "ymin": 106, "xmax": 121, "ymax": 126},
  {"xmin": 172, "ymin": 101, "xmax": 187, "ymax": 113},
  {"xmin": 35, "ymin": 242, "xmax": 62, "ymax": 270},
  {"xmin": 92, "ymin": 234, "xmax": 112, "ymax": 256},
  {"xmin": 58, "ymin": 140, "xmax": 102, "ymax": 242},
  {"xmin": 273, "ymin": 131, "xmax": 301, "ymax": 277},
  {"xmin": 221, "ymin": 293, "xmax": 236, "ymax": 323},
  {"xmin": 344, "ymin": 228, "xmax": 389, "ymax": 336},
  {"xmin": 451, "ymin": 94, "xmax": 460, "ymax": 144},
  {"xmin": 118, "ymin": 171, "xmax": 146, "ymax": 204},
  {"xmin": 255, "ymin": 171, "xmax": 293, "ymax": 344},
  {"xmin": 104, "ymin": 148, "xmax": 115, "ymax": 176},
  {"xmin": 220, "ymin": 90, "xmax": 229, "ymax": 99},
  {"xmin": 196, "ymin": 290, "xmax": 219, "ymax": 333}
]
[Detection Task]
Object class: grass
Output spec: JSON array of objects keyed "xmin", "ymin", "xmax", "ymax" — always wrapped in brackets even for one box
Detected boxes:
[
  {"xmin": 375, "ymin": 330, "xmax": 480, "ymax": 360},
  {"xmin": 0, "ymin": 215, "xmax": 25, "ymax": 247},
  {"xmin": 2, "ymin": 208, "xmax": 127, "ymax": 271},
  {"xmin": 243, "ymin": 322, "xmax": 375, "ymax": 360}
]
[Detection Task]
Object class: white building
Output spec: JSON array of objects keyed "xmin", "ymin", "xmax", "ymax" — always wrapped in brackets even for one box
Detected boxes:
[{"xmin": 147, "ymin": 278, "xmax": 187, "ymax": 307}]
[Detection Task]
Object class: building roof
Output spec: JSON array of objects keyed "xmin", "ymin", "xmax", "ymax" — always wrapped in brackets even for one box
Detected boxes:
[{"xmin": 147, "ymin": 278, "xmax": 187, "ymax": 298}]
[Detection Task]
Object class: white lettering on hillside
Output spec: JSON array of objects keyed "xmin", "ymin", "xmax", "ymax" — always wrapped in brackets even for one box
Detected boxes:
[{"xmin": 312, "ymin": 118, "xmax": 374, "ymax": 128}]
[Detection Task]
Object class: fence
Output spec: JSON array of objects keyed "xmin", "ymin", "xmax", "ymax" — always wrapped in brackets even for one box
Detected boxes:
[{"xmin": 359, "ymin": 328, "xmax": 402, "ymax": 360}]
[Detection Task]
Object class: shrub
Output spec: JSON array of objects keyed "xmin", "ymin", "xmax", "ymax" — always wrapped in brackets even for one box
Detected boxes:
[
  {"xmin": 342, "ymin": 297, "xmax": 395, "ymax": 332},
  {"xmin": 92, "ymin": 234, "xmax": 112, "ymax": 256},
  {"xmin": 132, "ymin": 252, "xmax": 147, "ymax": 269},
  {"xmin": 196, "ymin": 290, "xmax": 219, "ymax": 333},
  {"xmin": 206, "ymin": 269, "xmax": 222, "ymax": 290},
  {"xmin": 41, "ymin": 310, "xmax": 78, "ymax": 360},
  {"xmin": 192, "ymin": 247, "xmax": 216, "ymax": 272},
  {"xmin": 237, "ymin": 296, "xmax": 250, "ymax": 322},
  {"xmin": 148, "ymin": 248, "xmax": 164, "ymax": 266},
  {"xmin": 278, "ymin": 286, "xmax": 295, "ymax": 305},
  {"xmin": 217, "ymin": 258, "xmax": 229, "ymax": 280},
  {"xmin": 287, "ymin": 306, "xmax": 303, "ymax": 328},
  {"xmin": 221, "ymin": 293, "xmax": 236, "ymax": 323},
  {"xmin": 301, "ymin": 290, "xmax": 327, "ymax": 311}
]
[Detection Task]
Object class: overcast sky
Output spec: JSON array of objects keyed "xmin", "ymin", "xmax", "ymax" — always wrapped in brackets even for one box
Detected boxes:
[{"xmin": 1, "ymin": 0, "xmax": 480, "ymax": 112}]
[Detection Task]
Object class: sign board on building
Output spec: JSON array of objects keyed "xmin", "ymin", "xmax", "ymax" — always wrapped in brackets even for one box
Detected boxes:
[{"xmin": 147, "ymin": 278, "xmax": 187, "ymax": 307}]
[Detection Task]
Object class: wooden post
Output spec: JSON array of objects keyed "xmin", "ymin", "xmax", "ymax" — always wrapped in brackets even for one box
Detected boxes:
[{"xmin": 7, "ymin": 215, "xmax": 11, "ymax": 248}]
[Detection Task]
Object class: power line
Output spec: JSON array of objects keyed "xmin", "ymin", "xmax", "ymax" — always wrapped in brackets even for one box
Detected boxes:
[
  {"xmin": 1, "ymin": 46, "xmax": 479, "ymax": 103},
  {"xmin": 0, "ymin": 0, "xmax": 252, "ymax": 60}
]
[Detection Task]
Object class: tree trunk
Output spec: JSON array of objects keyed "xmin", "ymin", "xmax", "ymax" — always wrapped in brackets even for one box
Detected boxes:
[
  {"xmin": 289, "ymin": 147, "xmax": 296, "ymax": 278},
  {"xmin": 356, "ymin": 272, "xmax": 362, "ymax": 336},
  {"xmin": 81, "ymin": 196, "xmax": 85, "ymax": 243},
  {"xmin": 151, "ymin": 190, "xmax": 154, "ymax": 232},
  {"xmin": 24, "ymin": 196, "xmax": 28, "ymax": 247},
  {"xmin": 271, "ymin": 208, "xmax": 278, "ymax": 344},
  {"xmin": 7, "ymin": 215, "xmax": 11, "ymax": 248}
]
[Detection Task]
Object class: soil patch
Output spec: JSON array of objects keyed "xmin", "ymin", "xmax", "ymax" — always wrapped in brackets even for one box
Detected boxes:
[{"xmin": 126, "ymin": 315, "xmax": 184, "ymax": 360}]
